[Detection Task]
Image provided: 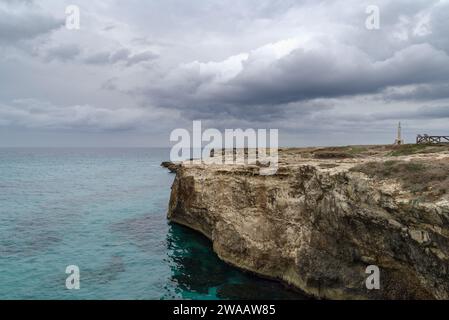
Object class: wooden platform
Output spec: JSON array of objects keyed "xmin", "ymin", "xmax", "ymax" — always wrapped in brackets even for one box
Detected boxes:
[{"xmin": 416, "ymin": 135, "xmax": 449, "ymax": 144}]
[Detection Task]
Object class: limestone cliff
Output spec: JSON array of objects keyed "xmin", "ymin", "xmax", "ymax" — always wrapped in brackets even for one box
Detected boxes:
[{"xmin": 166, "ymin": 145, "xmax": 449, "ymax": 299}]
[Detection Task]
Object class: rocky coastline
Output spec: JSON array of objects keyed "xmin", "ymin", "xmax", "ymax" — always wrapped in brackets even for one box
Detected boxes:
[{"xmin": 164, "ymin": 145, "xmax": 449, "ymax": 299}]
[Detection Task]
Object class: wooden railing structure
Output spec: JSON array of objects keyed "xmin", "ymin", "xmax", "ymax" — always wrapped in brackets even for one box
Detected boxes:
[{"xmin": 416, "ymin": 134, "xmax": 449, "ymax": 144}]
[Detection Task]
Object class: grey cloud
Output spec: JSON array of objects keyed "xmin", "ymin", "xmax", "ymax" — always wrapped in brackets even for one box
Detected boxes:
[
  {"xmin": 84, "ymin": 51, "xmax": 111, "ymax": 65},
  {"xmin": 373, "ymin": 105, "xmax": 449, "ymax": 120},
  {"xmin": 126, "ymin": 51, "xmax": 158, "ymax": 66},
  {"xmin": 137, "ymin": 42, "xmax": 449, "ymax": 121},
  {"xmin": 227, "ymin": 44, "xmax": 449, "ymax": 104},
  {"xmin": 421, "ymin": 2, "xmax": 449, "ymax": 54},
  {"xmin": 0, "ymin": 2, "xmax": 63, "ymax": 45},
  {"xmin": 84, "ymin": 49, "xmax": 158, "ymax": 66},
  {"xmin": 2, "ymin": 0, "xmax": 449, "ymax": 147},
  {"xmin": 124, "ymin": 0, "xmax": 449, "ymax": 125},
  {"xmin": 0, "ymin": 99, "xmax": 159, "ymax": 131},
  {"xmin": 382, "ymin": 84, "xmax": 449, "ymax": 102},
  {"xmin": 109, "ymin": 49, "xmax": 131, "ymax": 63},
  {"xmin": 44, "ymin": 44, "xmax": 81, "ymax": 62},
  {"xmin": 316, "ymin": 104, "xmax": 449, "ymax": 130}
]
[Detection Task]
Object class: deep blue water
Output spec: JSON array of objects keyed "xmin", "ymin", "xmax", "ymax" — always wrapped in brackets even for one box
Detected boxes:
[{"xmin": 0, "ymin": 148, "xmax": 305, "ymax": 300}]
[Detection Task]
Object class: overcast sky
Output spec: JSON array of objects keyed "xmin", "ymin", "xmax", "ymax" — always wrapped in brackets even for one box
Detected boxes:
[{"xmin": 1, "ymin": 0, "xmax": 449, "ymax": 147}]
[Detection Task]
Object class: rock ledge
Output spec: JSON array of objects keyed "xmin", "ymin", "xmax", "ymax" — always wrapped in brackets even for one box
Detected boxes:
[{"xmin": 167, "ymin": 146, "xmax": 449, "ymax": 299}]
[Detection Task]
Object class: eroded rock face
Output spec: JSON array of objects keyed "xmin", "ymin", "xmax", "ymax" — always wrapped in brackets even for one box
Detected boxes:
[
  {"xmin": 167, "ymin": 148, "xmax": 449, "ymax": 300},
  {"xmin": 161, "ymin": 161, "xmax": 180, "ymax": 173}
]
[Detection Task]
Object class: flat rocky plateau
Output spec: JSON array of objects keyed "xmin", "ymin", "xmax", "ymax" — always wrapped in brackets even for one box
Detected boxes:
[{"xmin": 165, "ymin": 144, "xmax": 449, "ymax": 299}]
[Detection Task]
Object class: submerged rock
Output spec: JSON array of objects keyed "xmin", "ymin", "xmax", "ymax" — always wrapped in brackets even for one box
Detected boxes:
[{"xmin": 167, "ymin": 146, "xmax": 449, "ymax": 299}]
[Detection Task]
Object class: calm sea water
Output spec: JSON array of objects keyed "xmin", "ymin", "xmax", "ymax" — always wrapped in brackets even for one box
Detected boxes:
[{"xmin": 0, "ymin": 148, "xmax": 306, "ymax": 300}]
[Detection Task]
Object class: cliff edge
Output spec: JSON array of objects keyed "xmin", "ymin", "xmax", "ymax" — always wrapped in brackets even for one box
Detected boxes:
[{"xmin": 166, "ymin": 145, "xmax": 449, "ymax": 299}]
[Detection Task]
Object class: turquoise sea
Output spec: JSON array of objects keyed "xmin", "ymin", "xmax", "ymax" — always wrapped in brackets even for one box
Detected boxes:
[{"xmin": 0, "ymin": 148, "xmax": 306, "ymax": 300}]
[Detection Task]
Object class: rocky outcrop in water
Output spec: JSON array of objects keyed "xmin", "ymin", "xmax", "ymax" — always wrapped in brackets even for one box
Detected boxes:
[{"xmin": 167, "ymin": 146, "xmax": 449, "ymax": 299}]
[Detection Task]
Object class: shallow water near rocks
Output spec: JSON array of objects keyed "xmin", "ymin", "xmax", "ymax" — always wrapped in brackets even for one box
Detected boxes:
[{"xmin": 0, "ymin": 148, "xmax": 307, "ymax": 300}]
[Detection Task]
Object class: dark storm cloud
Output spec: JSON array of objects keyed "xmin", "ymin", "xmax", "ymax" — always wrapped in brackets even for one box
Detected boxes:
[
  {"xmin": 138, "ymin": 42, "xmax": 449, "ymax": 120},
  {"xmin": 119, "ymin": 0, "xmax": 449, "ymax": 126},
  {"xmin": 225, "ymin": 44, "xmax": 449, "ymax": 105},
  {"xmin": 2, "ymin": 0, "xmax": 449, "ymax": 147}
]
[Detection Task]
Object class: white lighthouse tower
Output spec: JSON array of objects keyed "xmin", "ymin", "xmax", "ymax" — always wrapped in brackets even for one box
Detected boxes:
[{"xmin": 394, "ymin": 122, "xmax": 404, "ymax": 145}]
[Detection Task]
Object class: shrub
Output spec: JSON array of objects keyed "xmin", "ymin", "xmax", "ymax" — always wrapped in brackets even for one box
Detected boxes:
[{"xmin": 350, "ymin": 159, "xmax": 449, "ymax": 198}]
